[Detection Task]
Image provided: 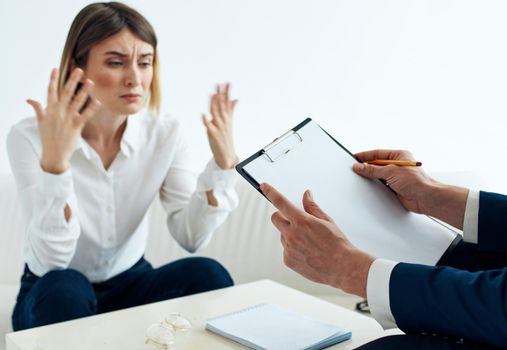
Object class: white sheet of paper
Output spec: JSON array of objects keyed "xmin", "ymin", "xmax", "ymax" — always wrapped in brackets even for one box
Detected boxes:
[{"xmin": 243, "ymin": 120, "xmax": 456, "ymax": 265}]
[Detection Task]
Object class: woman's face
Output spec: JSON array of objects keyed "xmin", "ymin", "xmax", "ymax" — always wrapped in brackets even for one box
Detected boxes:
[{"xmin": 82, "ymin": 29, "xmax": 154, "ymax": 116}]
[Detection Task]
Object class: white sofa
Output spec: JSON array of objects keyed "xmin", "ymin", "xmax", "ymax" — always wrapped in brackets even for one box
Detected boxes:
[{"xmin": 0, "ymin": 171, "xmax": 354, "ymax": 349}]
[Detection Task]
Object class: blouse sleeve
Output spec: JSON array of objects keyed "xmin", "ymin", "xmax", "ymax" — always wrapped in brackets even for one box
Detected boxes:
[
  {"xmin": 158, "ymin": 129, "xmax": 238, "ymax": 252},
  {"xmin": 6, "ymin": 125, "xmax": 81, "ymax": 276}
]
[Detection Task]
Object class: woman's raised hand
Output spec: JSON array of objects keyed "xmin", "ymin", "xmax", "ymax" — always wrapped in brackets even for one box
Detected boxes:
[
  {"xmin": 27, "ymin": 68, "xmax": 101, "ymax": 174},
  {"xmin": 202, "ymin": 83, "xmax": 238, "ymax": 169}
]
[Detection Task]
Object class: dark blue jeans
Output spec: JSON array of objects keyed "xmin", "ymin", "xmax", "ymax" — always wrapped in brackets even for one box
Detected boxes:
[{"xmin": 12, "ymin": 257, "xmax": 233, "ymax": 331}]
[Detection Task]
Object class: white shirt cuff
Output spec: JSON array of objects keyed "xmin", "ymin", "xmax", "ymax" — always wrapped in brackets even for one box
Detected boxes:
[
  {"xmin": 367, "ymin": 258, "xmax": 399, "ymax": 329},
  {"xmin": 40, "ymin": 168, "xmax": 73, "ymax": 199},
  {"xmin": 196, "ymin": 158, "xmax": 238, "ymax": 192},
  {"xmin": 463, "ymin": 189, "xmax": 479, "ymax": 244},
  {"xmin": 38, "ymin": 168, "xmax": 79, "ymax": 230},
  {"xmin": 196, "ymin": 158, "xmax": 239, "ymax": 212}
]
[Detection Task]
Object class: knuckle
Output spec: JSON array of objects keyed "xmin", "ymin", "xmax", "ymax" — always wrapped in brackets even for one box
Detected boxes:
[
  {"xmin": 293, "ymin": 213, "xmax": 307, "ymax": 227},
  {"xmin": 364, "ymin": 165, "xmax": 375, "ymax": 177},
  {"xmin": 385, "ymin": 165, "xmax": 400, "ymax": 178},
  {"xmin": 401, "ymin": 149, "xmax": 413, "ymax": 158}
]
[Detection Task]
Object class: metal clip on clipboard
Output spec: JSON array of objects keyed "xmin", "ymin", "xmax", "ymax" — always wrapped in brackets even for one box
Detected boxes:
[{"xmin": 261, "ymin": 130, "xmax": 303, "ymax": 162}]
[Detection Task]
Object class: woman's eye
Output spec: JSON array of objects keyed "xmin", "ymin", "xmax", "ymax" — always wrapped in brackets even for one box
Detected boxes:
[
  {"xmin": 107, "ymin": 61, "xmax": 123, "ymax": 67},
  {"xmin": 139, "ymin": 62, "xmax": 152, "ymax": 68}
]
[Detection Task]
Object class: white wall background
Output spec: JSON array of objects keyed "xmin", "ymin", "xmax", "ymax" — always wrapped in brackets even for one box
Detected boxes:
[{"xmin": 0, "ymin": 0, "xmax": 506, "ymax": 192}]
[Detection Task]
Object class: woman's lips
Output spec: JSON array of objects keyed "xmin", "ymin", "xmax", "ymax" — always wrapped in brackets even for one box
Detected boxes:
[{"xmin": 120, "ymin": 93, "xmax": 141, "ymax": 102}]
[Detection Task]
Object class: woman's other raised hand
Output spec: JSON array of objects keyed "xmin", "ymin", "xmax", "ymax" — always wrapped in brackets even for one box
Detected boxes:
[
  {"xmin": 202, "ymin": 83, "xmax": 238, "ymax": 169},
  {"xmin": 27, "ymin": 68, "xmax": 101, "ymax": 174}
]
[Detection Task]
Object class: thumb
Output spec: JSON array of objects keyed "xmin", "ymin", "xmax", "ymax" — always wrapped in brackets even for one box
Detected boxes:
[
  {"xmin": 26, "ymin": 99, "xmax": 45, "ymax": 122},
  {"xmin": 302, "ymin": 190, "xmax": 332, "ymax": 221},
  {"xmin": 352, "ymin": 163, "xmax": 388, "ymax": 180}
]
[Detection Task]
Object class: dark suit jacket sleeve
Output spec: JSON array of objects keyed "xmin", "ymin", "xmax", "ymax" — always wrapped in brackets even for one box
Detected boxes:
[
  {"xmin": 388, "ymin": 191, "xmax": 507, "ymax": 348},
  {"xmin": 477, "ymin": 191, "xmax": 507, "ymax": 253},
  {"xmin": 441, "ymin": 191, "xmax": 507, "ymax": 272},
  {"xmin": 390, "ymin": 264, "xmax": 507, "ymax": 348}
]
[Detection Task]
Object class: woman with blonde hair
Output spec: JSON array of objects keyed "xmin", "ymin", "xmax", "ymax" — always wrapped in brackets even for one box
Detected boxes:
[{"xmin": 7, "ymin": 2, "xmax": 239, "ymax": 330}]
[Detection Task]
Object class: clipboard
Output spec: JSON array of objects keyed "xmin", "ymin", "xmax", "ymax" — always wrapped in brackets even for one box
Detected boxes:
[{"xmin": 236, "ymin": 118, "xmax": 461, "ymax": 265}]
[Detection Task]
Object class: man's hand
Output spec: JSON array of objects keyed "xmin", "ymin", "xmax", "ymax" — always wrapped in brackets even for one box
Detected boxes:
[
  {"xmin": 260, "ymin": 183, "xmax": 374, "ymax": 298},
  {"xmin": 353, "ymin": 149, "xmax": 469, "ymax": 230},
  {"xmin": 353, "ymin": 149, "xmax": 436, "ymax": 214}
]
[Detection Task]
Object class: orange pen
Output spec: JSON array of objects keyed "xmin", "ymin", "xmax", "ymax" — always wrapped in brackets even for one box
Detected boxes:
[{"xmin": 367, "ymin": 160, "xmax": 422, "ymax": 167}]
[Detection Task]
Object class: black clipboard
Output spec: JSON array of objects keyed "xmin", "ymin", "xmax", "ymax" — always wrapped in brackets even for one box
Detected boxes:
[{"xmin": 236, "ymin": 118, "xmax": 461, "ymax": 265}]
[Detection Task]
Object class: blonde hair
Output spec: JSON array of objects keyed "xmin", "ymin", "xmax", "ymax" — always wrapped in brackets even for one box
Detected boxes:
[{"xmin": 58, "ymin": 2, "xmax": 160, "ymax": 114}]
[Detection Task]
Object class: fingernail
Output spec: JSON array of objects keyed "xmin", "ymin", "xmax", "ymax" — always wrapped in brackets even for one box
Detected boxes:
[{"xmin": 306, "ymin": 190, "xmax": 313, "ymax": 200}]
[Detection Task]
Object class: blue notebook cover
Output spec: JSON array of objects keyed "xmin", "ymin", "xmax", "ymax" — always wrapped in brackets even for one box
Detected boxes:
[{"xmin": 206, "ymin": 303, "xmax": 352, "ymax": 350}]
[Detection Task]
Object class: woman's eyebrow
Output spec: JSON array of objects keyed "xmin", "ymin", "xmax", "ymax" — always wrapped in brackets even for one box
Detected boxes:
[
  {"xmin": 103, "ymin": 51, "xmax": 154, "ymax": 57},
  {"xmin": 104, "ymin": 51, "xmax": 128, "ymax": 57}
]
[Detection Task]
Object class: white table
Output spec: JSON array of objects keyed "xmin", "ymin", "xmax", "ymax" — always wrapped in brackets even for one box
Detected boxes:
[{"xmin": 5, "ymin": 280, "xmax": 388, "ymax": 350}]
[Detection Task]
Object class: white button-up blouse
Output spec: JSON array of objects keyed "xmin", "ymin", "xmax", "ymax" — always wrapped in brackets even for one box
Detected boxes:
[{"xmin": 7, "ymin": 111, "xmax": 238, "ymax": 282}]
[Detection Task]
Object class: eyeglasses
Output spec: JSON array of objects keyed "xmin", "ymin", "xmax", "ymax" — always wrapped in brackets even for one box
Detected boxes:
[
  {"xmin": 355, "ymin": 299, "xmax": 370, "ymax": 313},
  {"xmin": 145, "ymin": 312, "xmax": 192, "ymax": 350}
]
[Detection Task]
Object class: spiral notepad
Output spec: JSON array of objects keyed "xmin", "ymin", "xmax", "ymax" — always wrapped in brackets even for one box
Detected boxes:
[{"xmin": 206, "ymin": 303, "xmax": 351, "ymax": 350}]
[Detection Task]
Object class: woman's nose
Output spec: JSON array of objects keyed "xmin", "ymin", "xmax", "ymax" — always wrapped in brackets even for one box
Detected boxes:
[{"xmin": 124, "ymin": 65, "xmax": 141, "ymax": 87}]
